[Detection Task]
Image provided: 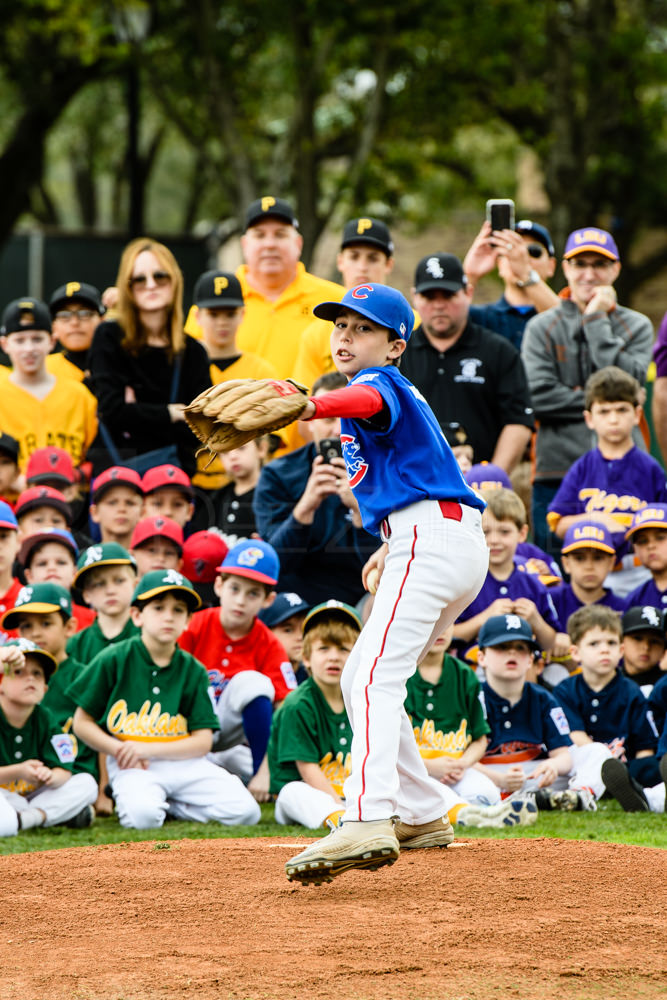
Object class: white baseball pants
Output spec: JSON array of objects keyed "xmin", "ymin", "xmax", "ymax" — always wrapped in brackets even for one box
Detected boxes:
[
  {"xmin": 0, "ymin": 772, "xmax": 97, "ymax": 837},
  {"xmin": 274, "ymin": 780, "xmax": 340, "ymax": 829},
  {"xmin": 341, "ymin": 499, "xmax": 488, "ymax": 825},
  {"xmin": 107, "ymin": 755, "xmax": 261, "ymax": 829}
]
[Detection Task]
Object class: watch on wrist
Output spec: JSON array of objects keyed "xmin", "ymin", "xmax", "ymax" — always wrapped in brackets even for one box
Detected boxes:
[{"xmin": 515, "ymin": 268, "xmax": 540, "ymax": 288}]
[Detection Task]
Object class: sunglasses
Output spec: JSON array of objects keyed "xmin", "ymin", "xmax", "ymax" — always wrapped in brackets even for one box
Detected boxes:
[
  {"xmin": 129, "ymin": 271, "xmax": 172, "ymax": 288},
  {"xmin": 527, "ymin": 243, "xmax": 547, "ymax": 258},
  {"xmin": 54, "ymin": 309, "xmax": 97, "ymax": 320}
]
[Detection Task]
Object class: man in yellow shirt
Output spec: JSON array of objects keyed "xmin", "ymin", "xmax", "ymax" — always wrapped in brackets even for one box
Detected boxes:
[
  {"xmin": 292, "ymin": 217, "xmax": 396, "ymax": 390},
  {"xmin": 185, "ymin": 197, "xmax": 343, "ymax": 378}
]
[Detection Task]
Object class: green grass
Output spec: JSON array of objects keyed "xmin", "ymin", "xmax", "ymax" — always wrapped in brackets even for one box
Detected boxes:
[{"xmin": 1, "ymin": 799, "xmax": 665, "ymax": 856}]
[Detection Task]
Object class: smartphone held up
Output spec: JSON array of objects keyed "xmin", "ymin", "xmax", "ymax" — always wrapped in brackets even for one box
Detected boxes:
[{"xmin": 486, "ymin": 198, "xmax": 515, "ymax": 233}]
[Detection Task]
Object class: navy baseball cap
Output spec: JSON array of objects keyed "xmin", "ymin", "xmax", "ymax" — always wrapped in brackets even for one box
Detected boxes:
[
  {"xmin": 2, "ymin": 638, "xmax": 57, "ymax": 680},
  {"xmin": 302, "ymin": 599, "xmax": 362, "ymax": 636},
  {"xmin": 1, "ymin": 297, "xmax": 52, "ymax": 335},
  {"xmin": 341, "ymin": 218, "xmax": 394, "ymax": 256},
  {"xmin": 0, "ymin": 433, "xmax": 19, "ymax": 463},
  {"xmin": 244, "ymin": 197, "xmax": 299, "ymax": 232},
  {"xmin": 563, "ymin": 227, "xmax": 619, "ymax": 261},
  {"xmin": 414, "ymin": 253, "xmax": 467, "ymax": 294},
  {"xmin": 18, "ymin": 527, "xmax": 78, "ymax": 568},
  {"xmin": 515, "ymin": 220, "xmax": 555, "ymax": 257},
  {"xmin": 561, "ymin": 520, "xmax": 616, "ymax": 556},
  {"xmin": 218, "ymin": 539, "xmax": 280, "ymax": 586},
  {"xmin": 622, "ymin": 605, "xmax": 665, "ymax": 639},
  {"xmin": 132, "ymin": 569, "xmax": 201, "ymax": 612},
  {"xmin": 193, "ymin": 270, "xmax": 244, "ymax": 309},
  {"xmin": 478, "ymin": 614, "xmax": 540, "ymax": 651},
  {"xmin": 258, "ymin": 592, "xmax": 310, "ymax": 628},
  {"xmin": 49, "ymin": 282, "xmax": 103, "ymax": 315},
  {"xmin": 465, "ymin": 463, "xmax": 512, "ymax": 492},
  {"xmin": 313, "ymin": 284, "xmax": 414, "ymax": 342}
]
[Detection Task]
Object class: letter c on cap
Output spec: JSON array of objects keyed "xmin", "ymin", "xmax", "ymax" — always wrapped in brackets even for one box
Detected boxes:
[{"xmin": 352, "ymin": 285, "xmax": 373, "ymax": 300}]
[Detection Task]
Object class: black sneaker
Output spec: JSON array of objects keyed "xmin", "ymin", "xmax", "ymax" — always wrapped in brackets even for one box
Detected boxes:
[
  {"xmin": 601, "ymin": 759, "xmax": 649, "ymax": 812},
  {"xmin": 64, "ymin": 805, "xmax": 95, "ymax": 829}
]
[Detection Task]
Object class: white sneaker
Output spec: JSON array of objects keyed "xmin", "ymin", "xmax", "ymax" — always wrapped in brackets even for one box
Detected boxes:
[
  {"xmin": 456, "ymin": 798, "xmax": 538, "ymax": 829},
  {"xmin": 285, "ymin": 819, "xmax": 399, "ymax": 886}
]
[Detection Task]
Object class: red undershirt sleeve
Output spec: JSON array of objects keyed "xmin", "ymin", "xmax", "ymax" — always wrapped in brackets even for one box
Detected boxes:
[{"xmin": 306, "ymin": 385, "xmax": 385, "ymax": 420}]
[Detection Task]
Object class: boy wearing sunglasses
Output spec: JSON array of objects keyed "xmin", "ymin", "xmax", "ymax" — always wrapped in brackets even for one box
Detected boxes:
[{"xmin": 463, "ymin": 218, "xmax": 559, "ymax": 351}]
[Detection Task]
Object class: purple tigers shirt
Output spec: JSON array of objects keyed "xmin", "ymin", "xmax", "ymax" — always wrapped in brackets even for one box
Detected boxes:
[
  {"xmin": 550, "ymin": 583, "xmax": 628, "ymax": 631},
  {"xmin": 456, "ymin": 565, "xmax": 560, "ymax": 630},
  {"xmin": 548, "ymin": 446, "xmax": 667, "ymax": 560}
]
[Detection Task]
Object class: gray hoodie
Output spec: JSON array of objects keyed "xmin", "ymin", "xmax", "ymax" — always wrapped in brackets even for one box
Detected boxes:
[{"xmin": 521, "ymin": 297, "xmax": 653, "ymax": 481}]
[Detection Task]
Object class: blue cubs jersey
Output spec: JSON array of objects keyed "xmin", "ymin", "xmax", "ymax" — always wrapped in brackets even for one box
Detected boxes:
[
  {"xmin": 550, "ymin": 583, "xmax": 627, "ymax": 631},
  {"xmin": 480, "ymin": 680, "xmax": 573, "ymax": 763},
  {"xmin": 553, "ymin": 671, "xmax": 659, "ymax": 758},
  {"xmin": 457, "ymin": 564, "xmax": 560, "ymax": 634},
  {"xmin": 340, "ymin": 365, "xmax": 485, "ymax": 536},
  {"xmin": 625, "ymin": 577, "xmax": 667, "ymax": 612}
]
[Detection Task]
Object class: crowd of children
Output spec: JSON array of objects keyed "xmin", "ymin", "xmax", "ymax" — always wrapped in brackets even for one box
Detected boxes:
[{"xmin": 0, "ymin": 245, "xmax": 666, "ymax": 851}]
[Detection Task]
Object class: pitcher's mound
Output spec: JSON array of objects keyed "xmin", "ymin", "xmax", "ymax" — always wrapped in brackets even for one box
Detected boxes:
[{"xmin": 1, "ymin": 836, "xmax": 665, "ymax": 999}]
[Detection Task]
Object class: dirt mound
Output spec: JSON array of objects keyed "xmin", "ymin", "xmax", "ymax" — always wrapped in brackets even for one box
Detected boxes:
[{"xmin": 0, "ymin": 836, "xmax": 665, "ymax": 999}]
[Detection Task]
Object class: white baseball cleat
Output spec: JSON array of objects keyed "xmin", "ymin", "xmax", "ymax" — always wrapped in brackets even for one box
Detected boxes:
[
  {"xmin": 394, "ymin": 815, "xmax": 455, "ymax": 849},
  {"xmin": 285, "ymin": 819, "xmax": 399, "ymax": 886},
  {"xmin": 456, "ymin": 797, "xmax": 538, "ymax": 828}
]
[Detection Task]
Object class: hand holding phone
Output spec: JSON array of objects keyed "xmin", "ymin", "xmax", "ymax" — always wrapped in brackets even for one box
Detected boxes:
[
  {"xmin": 317, "ymin": 437, "xmax": 343, "ymax": 463},
  {"xmin": 486, "ymin": 199, "xmax": 515, "ymax": 232}
]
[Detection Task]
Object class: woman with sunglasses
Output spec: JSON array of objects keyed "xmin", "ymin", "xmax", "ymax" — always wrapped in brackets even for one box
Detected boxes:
[{"xmin": 89, "ymin": 239, "xmax": 211, "ymax": 475}]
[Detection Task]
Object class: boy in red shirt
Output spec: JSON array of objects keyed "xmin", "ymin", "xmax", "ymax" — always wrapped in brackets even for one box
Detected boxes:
[{"xmin": 179, "ymin": 539, "xmax": 296, "ymax": 794}]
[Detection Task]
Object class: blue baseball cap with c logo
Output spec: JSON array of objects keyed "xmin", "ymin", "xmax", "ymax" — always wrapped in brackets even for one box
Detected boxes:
[{"xmin": 313, "ymin": 284, "xmax": 414, "ymax": 342}]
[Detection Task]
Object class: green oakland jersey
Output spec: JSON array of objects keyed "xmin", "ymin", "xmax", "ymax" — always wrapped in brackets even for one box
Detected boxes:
[
  {"xmin": 42, "ymin": 655, "xmax": 98, "ymax": 778},
  {"xmin": 405, "ymin": 653, "xmax": 490, "ymax": 759},
  {"xmin": 268, "ymin": 676, "xmax": 353, "ymax": 795},
  {"xmin": 0, "ymin": 702, "xmax": 74, "ymax": 795},
  {"xmin": 66, "ymin": 617, "xmax": 140, "ymax": 665},
  {"xmin": 67, "ymin": 636, "xmax": 219, "ymax": 744}
]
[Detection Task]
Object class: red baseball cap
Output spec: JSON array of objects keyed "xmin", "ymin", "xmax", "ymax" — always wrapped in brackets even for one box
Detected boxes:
[
  {"xmin": 92, "ymin": 466, "xmax": 144, "ymax": 502},
  {"xmin": 15, "ymin": 486, "xmax": 72, "ymax": 525},
  {"xmin": 142, "ymin": 464, "xmax": 193, "ymax": 498},
  {"xmin": 26, "ymin": 447, "xmax": 76, "ymax": 487},
  {"xmin": 130, "ymin": 516, "xmax": 184, "ymax": 553},
  {"xmin": 181, "ymin": 531, "xmax": 229, "ymax": 584}
]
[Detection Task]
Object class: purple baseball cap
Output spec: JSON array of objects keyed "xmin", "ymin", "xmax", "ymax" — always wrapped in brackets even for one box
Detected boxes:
[
  {"xmin": 464, "ymin": 462, "xmax": 512, "ymax": 492},
  {"xmin": 313, "ymin": 284, "xmax": 414, "ymax": 342},
  {"xmin": 561, "ymin": 520, "xmax": 616, "ymax": 556},
  {"xmin": 626, "ymin": 504, "xmax": 667, "ymax": 541},
  {"xmin": 563, "ymin": 227, "xmax": 619, "ymax": 261}
]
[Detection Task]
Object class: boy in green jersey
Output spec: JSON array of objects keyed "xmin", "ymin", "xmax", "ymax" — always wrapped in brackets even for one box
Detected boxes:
[
  {"xmin": 68, "ymin": 543, "xmax": 140, "ymax": 663},
  {"xmin": 0, "ymin": 637, "xmax": 96, "ymax": 835},
  {"xmin": 70, "ymin": 570, "xmax": 260, "ymax": 829}
]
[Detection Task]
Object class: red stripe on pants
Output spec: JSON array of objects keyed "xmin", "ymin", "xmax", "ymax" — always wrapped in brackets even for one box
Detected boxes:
[{"xmin": 357, "ymin": 525, "xmax": 419, "ymax": 818}]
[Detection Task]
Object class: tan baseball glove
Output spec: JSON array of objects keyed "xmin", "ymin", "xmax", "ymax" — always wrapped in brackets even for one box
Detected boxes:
[{"xmin": 185, "ymin": 378, "xmax": 310, "ymax": 455}]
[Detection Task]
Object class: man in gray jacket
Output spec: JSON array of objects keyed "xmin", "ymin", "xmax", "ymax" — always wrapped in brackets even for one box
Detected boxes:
[{"xmin": 521, "ymin": 226, "xmax": 653, "ymax": 553}]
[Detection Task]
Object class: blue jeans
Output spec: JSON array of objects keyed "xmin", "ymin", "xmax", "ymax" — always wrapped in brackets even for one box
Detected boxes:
[{"xmin": 531, "ymin": 480, "xmax": 562, "ymax": 561}]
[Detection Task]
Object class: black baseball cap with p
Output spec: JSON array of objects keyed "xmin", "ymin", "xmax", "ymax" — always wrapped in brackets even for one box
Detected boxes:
[
  {"xmin": 341, "ymin": 218, "xmax": 394, "ymax": 256},
  {"xmin": 194, "ymin": 270, "xmax": 244, "ymax": 309},
  {"xmin": 244, "ymin": 197, "xmax": 299, "ymax": 232},
  {"xmin": 49, "ymin": 282, "xmax": 103, "ymax": 316},
  {"xmin": 1, "ymin": 298, "xmax": 52, "ymax": 335},
  {"xmin": 414, "ymin": 253, "xmax": 468, "ymax": 295}
]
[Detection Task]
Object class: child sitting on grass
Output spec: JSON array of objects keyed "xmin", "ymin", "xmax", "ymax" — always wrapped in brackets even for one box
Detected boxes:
[
  {"xmin": 71, "ymin": 569, "xmax": 260, "ymax": 830},
  {"xmin": 0, "ymin": 637, "xmax": 96, "ymax": 835}
]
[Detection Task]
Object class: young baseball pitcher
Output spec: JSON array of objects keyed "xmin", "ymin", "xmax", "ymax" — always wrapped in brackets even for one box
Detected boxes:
[{"xmin": 255, "ymin": 284, "xmax": 487, "ymax": 883}]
